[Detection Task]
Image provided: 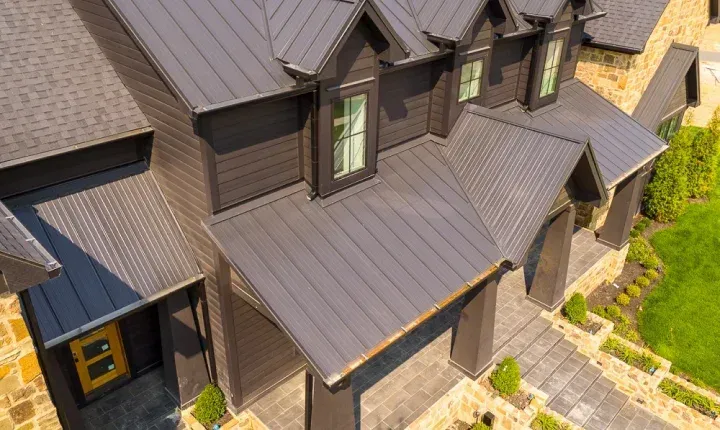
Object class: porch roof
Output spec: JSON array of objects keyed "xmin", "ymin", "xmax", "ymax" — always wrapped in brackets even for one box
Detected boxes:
[
  {"xmin": 7, "ymin": 163, "xmax": 202, "ymax": 348},
  {"xmin": 0, "ymin": 201, "xmax": 57, "ymax": 271},
  {"xmin": 497, "ymin": 80, "xmax": 669, "ymax": 188},
  {"xmin": 205, "ymin": 122, "xmax": 598, "ymax": 384}
]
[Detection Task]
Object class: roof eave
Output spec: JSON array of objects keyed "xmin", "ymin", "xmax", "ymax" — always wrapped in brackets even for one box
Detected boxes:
[{"xmin": 583, "ymin": 40, "xmax": 645, "ymax": 55}]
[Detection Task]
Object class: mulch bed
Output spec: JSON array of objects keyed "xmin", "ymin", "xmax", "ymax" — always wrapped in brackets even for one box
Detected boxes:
[
  {"xmin": 574, "ymin": 319, "xmax": 603, "ymax": 335},
  {"xmin": 481, "ymin": 379, "xmax": 531, "ymax": 410}
]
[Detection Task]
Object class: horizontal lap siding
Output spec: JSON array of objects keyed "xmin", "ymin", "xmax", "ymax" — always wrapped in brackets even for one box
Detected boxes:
[
  {"xmin": 430, "ymin": 61, "xmax": 447, "ymax": 135},
  {"xmin": 210, "ymin": 98, "xmax": 301, "ymax": 209},
  {"xmin": 336, "ymin": 24, "xmax": 376, "ymax": 85},
  {"xmin": 468, "ymin": 11, "xmax": 492, "ymax": 50},
  {"xmin": 68, "ymin": 0, "xmax": 228, "ymax": 392},
  {"xmin": 663, "ymin": 78, "xmax": 688, "ymax": 118},
  {"xmin": 485, "ymin": 38, "xmax": 526, "ymax": 108},
  {"xmin": 517, "ymin": 39, "xmax": 534, "ymax": 103},
  {"xmin": 378, "ymin": 64, "xmax": 432, "ymax": 150},
  {"xmin": 232, "ymin": 292, "xmax": 305, "ymax": 405},
  {"xmin": 562, "ymin": 24, "xmax": 584, "ymax": 82}
]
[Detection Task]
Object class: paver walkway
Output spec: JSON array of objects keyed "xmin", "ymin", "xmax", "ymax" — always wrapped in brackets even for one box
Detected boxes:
[
  {"xmin": 690, "ymin": 23, "xmax": 720, "ymax": 126},
  {"xmin": 495, "ymin": 318, "xmax": 676, "ymax": 430}
]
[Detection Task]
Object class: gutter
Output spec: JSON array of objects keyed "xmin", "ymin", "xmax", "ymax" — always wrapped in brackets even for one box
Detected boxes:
[
  {"xmin": 606, "ymin": 144, "xmax": 668, "ymax": 190},
  {"xmin": 583, "ymin": 40, "xmax": 644, "ymax": 55},
  {"xmin": 191, "ymin": 83, "xmax": 318, "ymax": 119}
]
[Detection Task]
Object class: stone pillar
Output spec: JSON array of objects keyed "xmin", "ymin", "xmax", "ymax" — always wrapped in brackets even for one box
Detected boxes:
[
  {"xmin": 528, "ymin": 205, "xmax": 575, "ymax": 311},
  {"xmin": 597, "ymin": 172, "xmax": 645, "ymax": 250},
  {"xmin": 449, "ymin": 274, "xmax": 499, "ymax": 378},
  {"xmin": 307, "ymin": 372, "xmax": 355, "ymax": 430},
  {"xmin": 158, "ymin": 288, "xmax": 210, "ymax": 407},
  {"xmin": 0, "ymin": 293, "xmax": 61, "ymax": 430}
]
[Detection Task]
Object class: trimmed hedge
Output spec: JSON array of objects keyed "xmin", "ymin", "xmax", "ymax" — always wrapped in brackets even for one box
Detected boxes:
[
  {"xmin": 193, "ymin": 385, "xmax": 226, "ymax": 427},
  {"xmin": 490, "ymin": 356, "xmax": 521, "ymax": 396},
  {"xmin": 616, "ymin": 293, "xmax": 630, "ymax": 306},
  {"xmin": 563, "ymin": 293, "xmax": 587, "ymax": 325}
]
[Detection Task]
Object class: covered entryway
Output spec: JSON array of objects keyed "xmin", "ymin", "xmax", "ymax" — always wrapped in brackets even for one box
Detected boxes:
[{"xmin": 9, "ymin": 164, "xmax": 207, "ymax": 430}]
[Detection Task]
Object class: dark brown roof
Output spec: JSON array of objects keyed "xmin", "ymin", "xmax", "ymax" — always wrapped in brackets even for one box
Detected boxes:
[
  {"xmin": 0, "ymin": 0, "xmax": 150, "ymax": 168},
  {"xmin": 411, "ymin": 0, "xmax": 488, "ymax": 39},
  {"xmin": 8, "ymin": 163, "xmax": 201, "ymax": 347},
  {"xmin": 205, "ymin": 138, "xmax": 504, "ymax": 383},
  {"xmin": 584, "ymin": 0, "xmax": 669, "ymax": 53},
  {"xmin": 0, "ymin": 201, "xmax": 57, "ymax": 270},
  {"xmin": 497, "ymin": 80, "xmax": 668, "ymax": 188},
  {"xmin": 443, "ymin": 106, "xmax": 602, "ymax": 263},
  {"xmin": 512, "ymin": 0, "xmax": 568, "ymax": 18},
  {"xmin": 633, "ymin": 44, "xmax": 699, "ymax": 129}
]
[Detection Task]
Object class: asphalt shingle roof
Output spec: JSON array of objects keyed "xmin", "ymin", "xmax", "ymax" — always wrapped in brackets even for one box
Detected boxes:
[
  {"xmin": 584, "ymin": 0, "xmax": 670, "ymax": 53},
  {"xmin": 0, "ymin": 0, "xmax": 149, "ymax": 168}
]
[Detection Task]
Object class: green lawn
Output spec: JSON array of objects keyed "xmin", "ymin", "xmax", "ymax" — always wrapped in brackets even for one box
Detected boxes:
[{"xmin": 639, "ymin": 163, "xmax": 720, "ymax": 391}]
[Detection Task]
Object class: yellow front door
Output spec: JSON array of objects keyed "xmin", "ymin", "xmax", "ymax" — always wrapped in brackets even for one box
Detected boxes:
[{"xmin": 69, "ymin": 322, "xmax": 128, "ymax": 394}]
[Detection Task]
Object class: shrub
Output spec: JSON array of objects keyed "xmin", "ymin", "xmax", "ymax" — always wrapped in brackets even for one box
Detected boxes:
[
  {"xmin": 635, "ymin": 276, "xmax": 650, "ymax": 288},
  {"xmin": 626, "ymin": 284, "xmax": 641, "ymax": 298},
  {"xmin": 592, "ymin": 305, "xmax": 608, "ymax": 319},
  {"xmin": 624, "ymin": 329, "xmax": 640, "ymax": 343},
  {"xmin": 563, "ymin": 293, "xmax": 587, "ymax": 325},
  {"xmin": 635, "ymin": 217, "xmax": 652, "ymax": 232},
  {"xmin": 471, "ymin": 424, "xmax": 492, "ymax": 430},
  {"xmin": 616, "ymin": 293, "xmax": 630, "ymax": 306},
  {"xmin": 645, "ymin": 269, "xmax": 659, "ymax": 280},
  {"xmin": 490, "ymin": 357, "xmax": 521, "ymax": 396},
  {"xmin": 641, "ymin": 255, "xmax": 660, "ymax": 270},
  {"xmin": 601, "ymin": 339, "xmax": 657, "ymax": 373},
  {"xmin": 606, "ymin": 305, "xmax": 622, "ymax": 319},
  {"xmin": 193, "ymin": 385, "xmax": 226, "ymax": 427},
  {"xmin": 659, "ymin": 379, "xmax": 720, "ymax": 417},
  {"xmin": 531, "ymin": 412, "xmax": 570, "ymax": 430},
  {"xmin": 687, "ymin": 127, "xmax": 720, "ymax": 198},
  {"xmin": 644, "ymin": 127, "xmax": 693, "ymax": 222},
  {"xmin": 627, "ymin": 237, "xmax": 653, "ymax": 263}
]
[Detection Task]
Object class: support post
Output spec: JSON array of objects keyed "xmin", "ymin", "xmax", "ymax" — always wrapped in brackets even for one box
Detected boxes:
[
  {"xmin": 307, "ymin": 372, "xmax": 355, "ymax": 430},
  {"xmin": 527, "ymin": 205, "xmax": 575, "ymax": 311},
  {"xmin": 158, "ymin": 287, "xmax": 210, "ymax": 407},
  {"xmin": 449, "ymin": 274, "xmax": 499, "ymax": 378},
  {"xmin": 597, "ymin": 172, "xmax": 645, "ymax": 250}
]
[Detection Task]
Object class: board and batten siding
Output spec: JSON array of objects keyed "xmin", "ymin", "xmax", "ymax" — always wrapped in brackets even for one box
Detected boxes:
[
  {"xmin": 67, "ymin": 0, "xmax": 232, "ymax": 394},
  {"xmin": 378, "ymin": 64, "xmax": 432, "ymax": 150},
  {"xmin": 485, "ymin": 38, "xmax": 526, "ymax": 108},
  {"xmin": 209, "ymin": 99, "xmax": 302, "ymax": 210}
]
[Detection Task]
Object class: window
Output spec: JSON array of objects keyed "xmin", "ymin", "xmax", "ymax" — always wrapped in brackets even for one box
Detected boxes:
[
  {"xmin": 459, "ymin": 60, "xmax": 484, "ymax": 102},
  {"xmin": 333, "ymin": 94, "xmax": 367, "ymax": 179},
  {"xmin": 539, "ymin": 39, "xmax": 565, "ymax": 98},
  {"xmin": 656, "ymin": 114, "xmax": 680, "ymax": 141}
]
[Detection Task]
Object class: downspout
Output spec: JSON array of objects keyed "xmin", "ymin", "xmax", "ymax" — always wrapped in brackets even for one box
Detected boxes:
[{"xmin": 306, "ymin": 88, "xmax": 320, "ymax": 200}]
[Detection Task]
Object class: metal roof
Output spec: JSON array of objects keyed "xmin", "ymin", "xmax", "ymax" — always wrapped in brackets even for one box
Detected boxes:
[
  {"xmin": 0, "ymin": 201, "xmax": 57, "ymax": 271},
  {"xmin": 8, "ymin": 163, "xmax": 202, "ymax": 347},
  {"xmin": 512, "ymin": 0, "xmax": 567, "ymax": 18},
  {"xmin": 443, "ymin": 105, "xmax": 594, "ymax": 264},
  {"xmin": 374, "ymin": 0, "xmax": 438, "ymax": 55},
  {"xmin": 410, "ymin": 0, "xmax": 488, "ymax": 39},
  {"xmin": 584, "ymin": 0, "xmax": 669, "ymax": 53},
  {"xmin": 497, "ymin": 80, "xmax": 668, "ymax": 188},
  {"xmin": 205, "ymin": 138, "xmax": 504, "ymax": 383},
  {"xmin": 0, "ymin": 0, "xmax": 150, "ymax": 168},
  {"xmin": 633, "ymin": 44, "xmax": 699, "ymax": 129}
]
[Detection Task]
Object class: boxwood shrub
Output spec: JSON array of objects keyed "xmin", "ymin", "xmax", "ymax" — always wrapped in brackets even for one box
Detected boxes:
[
  {"xmin": 616, "ymin": 293, "xmax": 630, "ymax": 306},
  {"xmin": 193, "ymin": 384, "xmax": 226, "ymax": 427},
  {"xmin": 563, "ymin": 293, "xmax": 587, "ymax": 325},
  {"xmin": 490, "ymin": 356, "xmax": 521, "ymax": 396},
  {"xmin": 626, "ymin": 284, "xmax": 641, "ymax": 298}
]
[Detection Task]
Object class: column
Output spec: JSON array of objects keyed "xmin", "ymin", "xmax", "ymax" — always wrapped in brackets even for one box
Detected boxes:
[
  {"xmin": 449, "ymin": 274, "xmax": 499, "ymax": 378},
  {"xmin": 597, "ymin": 172, "xmax": 645, "ymax": 250},
  {"xmin": 528, "ymin": 205, "xmax": 575, "ymax": 311},
  {"xmin": 306, "ymin": 372, "xmax": 355, "ymax": 430}
]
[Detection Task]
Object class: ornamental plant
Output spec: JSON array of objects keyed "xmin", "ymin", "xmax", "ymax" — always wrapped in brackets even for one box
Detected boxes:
[
  {"xmin": 627, "ymin": 237, "xmax": 653, "ymax": 263},
  {"xmin": 645, "ymin": 269, "xmax": 659, "ymax": 280},
  {"xmin": 616, "ymin": 293, "xmax": 630, "ymax": 306},
  {"xmin": 490, "ymin": 356, "xmax": 521, "ymax": 396},
  {"xmin": 644, "ymin": 127, "xmax": 693, "ymax": 222},
  {"xmin": 642, "ymin": 255, "xmax": 660, "ymax": 269},
  {"xmin": 626, "ymin": 284, "xmax": 641, "ymax": 298},
  {"xmin": 606, "ymin": 305, "xmax": 622, "ymax": 319},
  {"xmin": 531, "ymin": 412, "xmax": 570, "ymax": 430},
  {"xmin": 563, "ymin": 293, "xmax": 587, "ymax": 325},
  {"xmin": 635, "ymin": 276, "xmax": 650, "ymax": 288},
  {"xmin": 193, "ymin": 384, "xmax": 226, "ymax": 427}
]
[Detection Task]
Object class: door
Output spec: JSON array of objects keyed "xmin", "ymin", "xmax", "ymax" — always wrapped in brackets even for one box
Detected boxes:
[{"xmin": 69, "ymin": 322, "xmax": 128, "ymax": 394}]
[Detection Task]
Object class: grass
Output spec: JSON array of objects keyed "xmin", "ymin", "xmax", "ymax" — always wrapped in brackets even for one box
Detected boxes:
[{"xmin": 639, "ymin": 160, "xmax": 720, "ymax": 392}]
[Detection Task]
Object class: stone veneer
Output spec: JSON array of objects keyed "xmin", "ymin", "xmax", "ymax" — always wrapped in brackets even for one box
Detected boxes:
[
  {"xmin": 576, "ymin": 0, "xmax": 709, "ymax": 115},
  {"xmin": 564, "ymin": 242, "xmax": 628, "ymax": 300},
  {"xmin": 575, "ymin": 187, "xmax": 614, "ymax": 231},
  {"xmin": 0, "ymin": 293, "xmax": 60, "ymax": 430}
]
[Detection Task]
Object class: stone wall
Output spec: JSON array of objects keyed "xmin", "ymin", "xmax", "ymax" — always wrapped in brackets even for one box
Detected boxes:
[
  {"xmin": 576, "ymin": 0, "xmax": 709, "ymax": 114},
  {"xmin": 565, "ymin": 243, "xmax": 629, "ymax": 300},
  {"xmin": 0, "ymin": 293, "xmax": 60, "ymax": 430},
  {"xmin": 576, "ymin": 187, "xmax": 615, "ymax": 230}
]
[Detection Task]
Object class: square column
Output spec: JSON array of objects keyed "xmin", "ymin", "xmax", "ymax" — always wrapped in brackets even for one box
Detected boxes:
[
  {"xmin": 528, "ymin": 205, "xmax": 575, "ymax": 311},
  {"xmin": 306, "ymin": 372, "xmax": 355, "ymax": 430},
  {"xmin": 597, "ymin": 172, "xmax": 645, "ymax": 250},
  {"xmin": 449, "ymin": 274, "xmax": 499, "ymax": 378}
]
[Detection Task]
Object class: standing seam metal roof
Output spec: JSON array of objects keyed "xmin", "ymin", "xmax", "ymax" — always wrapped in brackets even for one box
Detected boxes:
[
  {"xmin": 633, "ymin": 44, "xmax": 699, "ymax": 129},
  {"xmin": 498, "ymin": 80, "xmax": 668, "ymax": 188},
  {"xmin": 512, "ymin": 0, "xmax": 567, "ymax": 18},
  {"xmin": 443, "ymin": 105, "xmax": 591, "ymax": 264},
  {"xmin": 8, "ymin": 163, "xmax": 201, "ymax": 345},
  {"xmin": 0, "ymin": 201, "xmax": 57, "ymax": 270},
  {"xmin": 410, "ymin": 0, "xmax": 488, "ymax": 39}
]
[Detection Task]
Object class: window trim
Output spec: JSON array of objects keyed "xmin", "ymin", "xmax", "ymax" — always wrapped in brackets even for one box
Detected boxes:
[
  {"xmin": 458, "ymin": 59, "xmax": 485, "ymax": 103},
  {"xmin": 656, "ymin": 111, "xmax": 684, "ymax": 142},
  {"xmin": 539, "ymin": 38, "xmax": 565, "ymax": 99},
  {"xmin": 332, "ymin": 93, "xmax": 369, "ymax": 180}
]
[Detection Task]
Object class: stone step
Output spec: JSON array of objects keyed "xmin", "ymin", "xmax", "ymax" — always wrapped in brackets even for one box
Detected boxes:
[
  {"xmin": 516, "ymin": 327, "xmax": 565, "ymax": 376},
  {"xmin": 524, "ymin": 338, "xmax": 577, "ymax": 388},
  {"xmin": 584, "ymin": 389, "xmax": 631, "ymax": 430},
  {"xmin": 494, "ymin": 316, "xmax": 552, "ymax": 362},
  {"xmin": 539, "ymin": 350, "xmax": 590, "ymax": 402},
  {"xmin": 548, "ymin": 361, "xmax": 603, "ymax": 416},
  {"xmin": 565, "ymin": 375, "xmax": 616, "ymax": 426},
  {"xmin": 607, "ymin": 402, "xmax": 678, "ymax": 430}
]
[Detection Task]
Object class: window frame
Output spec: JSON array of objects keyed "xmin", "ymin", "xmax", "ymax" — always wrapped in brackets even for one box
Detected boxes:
[
  {"xmin": 539, "ymin": 38, "xmax": 565, "ymax": 99},
  {"xmin": 458, "ymin": 59, "xmax": 485, "ymax": 103},
  {"xmin": 331, "ymin": 93, "xmax": 369, "ymax": 180},
  {"xmin": 656, "ymin": 111, "xmax": 683, "ymax": 142}
]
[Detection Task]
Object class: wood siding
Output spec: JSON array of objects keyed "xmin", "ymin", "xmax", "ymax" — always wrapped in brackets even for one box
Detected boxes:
[
  {"xmin": 67, "ymin": 0, "xmax": 228, "ymax": 393},
  {"xmin": 663, "ymin": 77, "xmax": 689, "ymax": 118},
  {"xmin": 563, "ymin": 24, "xmax": 584, "ymax": 82},
  {"xmin": 467, "ymin": 10, "xmax": 493, "ymax": 50},
  {"xmin": 430, "ymin": 61, "xmax": 447, "ymax": 135},
  {"xmin": 232, "ymin": 293, "xmax": 305, "ymax": 405},
  {"xmin": 331, "ymin": 22, "xmax": 377, "ymax": 86},
  {"xmin": 209, "ymin": 99, "xmax": 302, "ymax": 209},
  {"xmin": 486, "ymin": 38, "xmax": 526, "ymax": 108},
  {"xmin": 119, "ymin": 305, "xmax": 162, "ymax": 376},
  {"xmin": 378, "ymin": 64, "xmax": 432, "ymax": 150},
  {"xmin": 517, "ymin": 38, "xmax": 535, "ymax": 103},
  {"xmin": 0, "ymin": 135, "xmax": 144, "ymax": 199}
]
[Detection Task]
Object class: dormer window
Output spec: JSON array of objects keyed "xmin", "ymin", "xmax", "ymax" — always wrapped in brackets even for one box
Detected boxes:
[
  {"xmin": 539, "ymin": 39, "xmax": 565, "ymax": 98},
  {"xmin": 333, "ymin": 93, "xmax": 368, "ymax": 179},
  {"xmin": 459, "ymin": 60, "xmax": 484, "ymax": 102}
]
